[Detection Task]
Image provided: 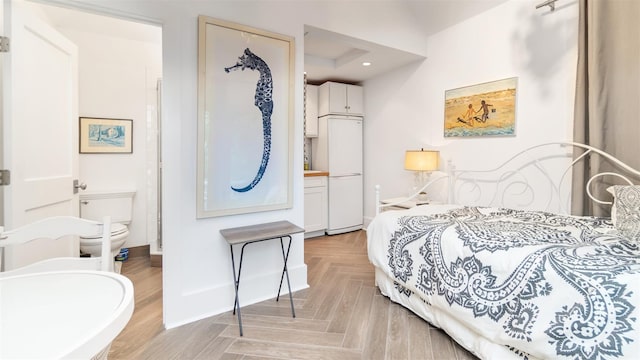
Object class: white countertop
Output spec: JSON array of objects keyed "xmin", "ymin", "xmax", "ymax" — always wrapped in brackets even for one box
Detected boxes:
[{"xmin": 0, "ymin": 270, "xmax": 134, "ymax": 359}]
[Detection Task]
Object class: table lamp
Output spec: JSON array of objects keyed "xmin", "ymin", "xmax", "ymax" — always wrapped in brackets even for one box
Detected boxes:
[{"xmin": 405, "ymin": 149, "xmax": 439, "ymax": 200}]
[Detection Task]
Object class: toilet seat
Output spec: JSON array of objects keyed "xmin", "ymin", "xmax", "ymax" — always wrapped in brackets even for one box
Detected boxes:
[
  {"xmin": 80, "ymin": 223, "xmax": 128, "ymax": 241},
  {"xmin": 79, "ymin": 222, "xmax": 129, "ymax": 262}
]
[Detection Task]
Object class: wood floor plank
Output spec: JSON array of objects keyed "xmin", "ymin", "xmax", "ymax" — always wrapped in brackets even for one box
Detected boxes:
[
  {"xmin": 226, "ymin": 339, "xmax": 360, "ymax": 360},
  {"xmin": 192, "ymin": 336, "xmax": 236, "ymax": 360},
  {"xmin": 326, "ymin": 279, "xmax": 362, "ymax": 333},
  {"xmin": 301, "ymin": 260, "xmax": 334, "ymax": 310},
  {"xmin": 409, "ymin": 314, "xmax": 435, "ymax": 360},
  {"xmin": 342, "ymin": 285, "xmax": 375, "ymax": 350},
  {"xmin": 109, "ymin": 231, "xmax": 479, "ymax": 360},
  {"xmin": 313, "ymin": 274, "xmax": 348, "ymax": 320},
  {"xmin": 238, "ymin": 356, "xmax": 276, "ymax": 360},
  {"xmin": 387, "ymin": 303, "xmax": 410, "ymax": 360},
  {"xmin": 429, "ymin": 328, "xmax": 458, "ymax": 360},
  {"xmin": 220, "ymin": 325, "xmax": 344, "ymax": 347},
  {"xmin": 166, "ymin": 322, "xmax": 229, "ymax": 360},
  {"xmin": 218, "ymin": 353, "xmax": 243, "ymax": 360},
  {"xmin": 362, "ymin": 294, "xmax": 390, "ymax": 360},
  {"xmin": 292, "ymin": 287, "xmax": 309, "ymax": 300},
  {"xmin": 132, "ymin": 319, "xmax": 226, "ymax": 359},
  {"xmin": 211, "ymin": 311, "xmax": 330, "ymax": 332},
  {"xmin": 241, "ymin": 302, "xmax": 316, "ymax": 319}
]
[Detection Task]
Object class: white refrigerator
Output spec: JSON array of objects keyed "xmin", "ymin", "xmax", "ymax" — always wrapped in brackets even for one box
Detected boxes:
[{"xmin": 312, "ymin": 115, "xmax": 363, "ymax": 235}]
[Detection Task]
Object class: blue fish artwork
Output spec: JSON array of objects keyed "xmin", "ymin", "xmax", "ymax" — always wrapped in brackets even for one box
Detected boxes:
[{"xmin": 224, "ymin": 48, "xmax": 273, "ymax": 193}]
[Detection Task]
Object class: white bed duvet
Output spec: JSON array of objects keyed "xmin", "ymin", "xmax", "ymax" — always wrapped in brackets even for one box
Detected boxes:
[{"xmin": 367, "ymin": 205, "xmax": 640, "ymax": 360}]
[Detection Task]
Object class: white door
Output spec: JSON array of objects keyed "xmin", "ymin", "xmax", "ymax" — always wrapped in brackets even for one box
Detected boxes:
[{"xmin": 2, "ymin": 0, "xmax": 79, "ymax": 270}]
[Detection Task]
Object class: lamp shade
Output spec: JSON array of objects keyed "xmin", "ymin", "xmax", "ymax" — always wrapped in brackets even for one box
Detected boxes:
[{"xmin": 404, "ymin": 149, "xmax": 439, "ymax": 171}]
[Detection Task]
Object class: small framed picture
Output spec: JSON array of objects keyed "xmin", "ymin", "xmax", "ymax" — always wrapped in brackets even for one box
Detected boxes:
[{"xmin": 79, "ymin": 117, "xmax": 133, "ymax": 154}]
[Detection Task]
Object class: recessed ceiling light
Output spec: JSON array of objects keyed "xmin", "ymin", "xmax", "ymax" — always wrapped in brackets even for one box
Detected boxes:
[{"xmin": 362, "ymin": 62, "xmax": 371, "ymax": 66}]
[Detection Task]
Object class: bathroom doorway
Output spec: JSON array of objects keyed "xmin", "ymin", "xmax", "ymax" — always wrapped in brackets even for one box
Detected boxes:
[{"xmin": 2, "ymin": 1, "xmax": 163, "ymax": 259}]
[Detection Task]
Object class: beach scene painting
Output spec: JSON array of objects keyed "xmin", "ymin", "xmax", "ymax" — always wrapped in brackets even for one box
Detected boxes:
[{"xmin": 444, "ymin": 77, "xmax": 517, "ymax": 137}]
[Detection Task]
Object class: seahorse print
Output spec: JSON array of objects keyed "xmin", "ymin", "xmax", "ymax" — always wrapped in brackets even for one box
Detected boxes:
[{"xmin": 224, "ymin": 48, "xmax": 273, "ymax": 192}]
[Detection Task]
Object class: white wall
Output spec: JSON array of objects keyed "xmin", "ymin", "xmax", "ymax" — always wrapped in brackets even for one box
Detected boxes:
[
  {"xmin": 363, "ymin": 0, "xmax": 579, "ymax": 222},
  {"xmin": 45, "ymin": 0, "xmax": 428, "ymax": 328},
  {"xmin": 59, "ymin": 27, "xmax": 162, "ymax": 250}
]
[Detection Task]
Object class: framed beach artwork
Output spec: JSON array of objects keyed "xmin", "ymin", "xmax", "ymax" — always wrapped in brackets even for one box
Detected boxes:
[
  {"xmin": 196, "ymin": 16, "xmax": 295, "ymax": 218},
  {"xmin": 79, "ymin": 117, "xmax": 133, "ymax": 154},
  {"xmin": 444, "ymin": 77, "xmax": 517, "ymax": 137}
]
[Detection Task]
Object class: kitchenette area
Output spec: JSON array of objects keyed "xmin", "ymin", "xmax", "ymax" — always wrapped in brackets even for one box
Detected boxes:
[{"xmin": 303, "ymin": 81, "xmax": 364, "ymax": 238}]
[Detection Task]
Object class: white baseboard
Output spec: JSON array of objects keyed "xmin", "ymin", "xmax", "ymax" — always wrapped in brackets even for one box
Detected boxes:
[{"xmin": 164, "ymin": 263, "xmax": 308, "ymax": 329}]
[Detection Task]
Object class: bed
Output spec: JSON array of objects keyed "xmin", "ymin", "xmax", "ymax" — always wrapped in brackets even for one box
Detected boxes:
[{"xmin": 367, "ymin": 142, "xmax": 640, "ymax": 360}]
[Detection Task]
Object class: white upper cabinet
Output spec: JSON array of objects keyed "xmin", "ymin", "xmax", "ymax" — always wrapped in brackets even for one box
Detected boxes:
[
  {"xmin": 305, "ymin": 84, "xmax": 319, "ymax": 137},
  {"xmin": 318, "ymin": 82, "xmax": 364, "ymax": 116}
]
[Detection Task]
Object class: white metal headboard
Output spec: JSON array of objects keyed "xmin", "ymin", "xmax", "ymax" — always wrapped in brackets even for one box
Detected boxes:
[{"xmin": 375, "ymin": 142, "xmax": 640, "ymax": 216}]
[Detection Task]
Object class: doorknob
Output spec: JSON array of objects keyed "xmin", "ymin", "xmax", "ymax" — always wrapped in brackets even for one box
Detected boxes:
[{"xmin": 73, "ymin": 179, "xmax": 87, "ymax": 194}]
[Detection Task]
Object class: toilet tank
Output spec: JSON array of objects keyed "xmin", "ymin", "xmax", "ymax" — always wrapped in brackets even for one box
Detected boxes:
[{"xmin": 80, "ymin": 190, "xmax": 136, "ymax": 224}]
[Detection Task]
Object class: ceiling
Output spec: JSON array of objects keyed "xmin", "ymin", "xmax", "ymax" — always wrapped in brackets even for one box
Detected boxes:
[
  {"xmin": 304, "ymin": 25, "xmax": 426, "ymax": 85},
  {"xmin": 31, "ymin": 0, "xmax": 508, "ymax": 85},
  {"xmin": 27, "ymin": 2, "xmax": 162, "ymax": 43},
  {"xmin": 304, "ymin": 0, "xmax": 509, "ymax": 84}
]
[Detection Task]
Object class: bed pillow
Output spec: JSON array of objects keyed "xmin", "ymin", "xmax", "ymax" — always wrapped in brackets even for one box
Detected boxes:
[{"xmin": 608, "ymin": 185, "xmax": 640, "ymax": 241}]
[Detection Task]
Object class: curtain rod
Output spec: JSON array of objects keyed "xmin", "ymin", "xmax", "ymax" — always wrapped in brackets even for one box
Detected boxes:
[{"xmin": 536, "ymin": 0, "xmax": 557, "ymax": 11}]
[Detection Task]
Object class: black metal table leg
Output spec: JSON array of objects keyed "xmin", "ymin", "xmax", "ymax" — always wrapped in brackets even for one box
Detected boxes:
[
  {"xmin": 276, "ymin": 235, "xmax": 296, "ymax": 318},
  {"xmin": 229, "ymin": 244, "xmax": 244, "ymax": 336}
]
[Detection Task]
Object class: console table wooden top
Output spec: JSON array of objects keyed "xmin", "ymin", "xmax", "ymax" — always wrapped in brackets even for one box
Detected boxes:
[{"xmin": 220, "ymin": 220, "xmax": 304, "ymax": 245}]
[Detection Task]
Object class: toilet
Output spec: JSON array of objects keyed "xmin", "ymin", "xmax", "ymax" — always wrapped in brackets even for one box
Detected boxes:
[{"xmin": 79, "ymin": 190, "xmax": 135, "ymax": 260}]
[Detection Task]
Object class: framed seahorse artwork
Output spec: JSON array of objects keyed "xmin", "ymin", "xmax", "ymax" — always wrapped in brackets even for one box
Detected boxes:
[
  {"xmin": 196, "ymin": 16, "xmax": 295, "ymax": 218},
  {"xmin": 443, "ymin": 77, "xmax": 517, "ymax": 138}
]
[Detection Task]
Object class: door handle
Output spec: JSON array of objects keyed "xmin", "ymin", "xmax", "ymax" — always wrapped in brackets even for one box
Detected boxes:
[{"xmin": 73, "ymin": 179, "xmax": 87, "ymax": 194}]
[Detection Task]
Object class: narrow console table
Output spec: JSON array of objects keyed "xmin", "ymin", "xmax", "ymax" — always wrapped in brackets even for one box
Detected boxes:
[{"xmin": 220, "ymin": 220, "xmax": 304, "ymax": 336}]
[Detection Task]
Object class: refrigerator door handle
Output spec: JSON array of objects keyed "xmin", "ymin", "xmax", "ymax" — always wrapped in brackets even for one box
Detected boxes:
[{"xmin": 330, "ymin": 174, "xmax": 361, "ymax": 178}]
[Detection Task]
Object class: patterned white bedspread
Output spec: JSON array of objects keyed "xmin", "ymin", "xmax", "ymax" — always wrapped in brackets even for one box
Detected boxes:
[{"xmin": 367, "ymin": 205, "xmax": 640, "ymax": 360}]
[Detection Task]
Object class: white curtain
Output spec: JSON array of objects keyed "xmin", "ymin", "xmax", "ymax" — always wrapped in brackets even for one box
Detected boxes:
[{"xmin": 572, "ymin": 0, "xmax": 640, "ymax": 216}]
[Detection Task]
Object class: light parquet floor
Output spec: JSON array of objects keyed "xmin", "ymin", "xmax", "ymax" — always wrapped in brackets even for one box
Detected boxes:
[{"xmin": 109, "ymin": 230, "xmax": 478, "ymax": 360}]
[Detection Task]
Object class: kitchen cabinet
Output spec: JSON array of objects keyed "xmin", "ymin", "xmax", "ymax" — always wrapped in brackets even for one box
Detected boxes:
[
  {"xmin": 318, "ymin": 81, "xmax": 363, "ymax": 116},
  {"xmin": 305, "ymin": 84, "xmax": 319, "ymax": 137},
  {"xmin": 304, "ymin": 174, "xmax": 328, "ymax": 238}
]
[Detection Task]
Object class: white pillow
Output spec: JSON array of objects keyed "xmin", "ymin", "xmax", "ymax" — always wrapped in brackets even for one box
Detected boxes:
[{"xmin": 608, "ymin": 185, "xmax": 640, "ymax": 241}]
